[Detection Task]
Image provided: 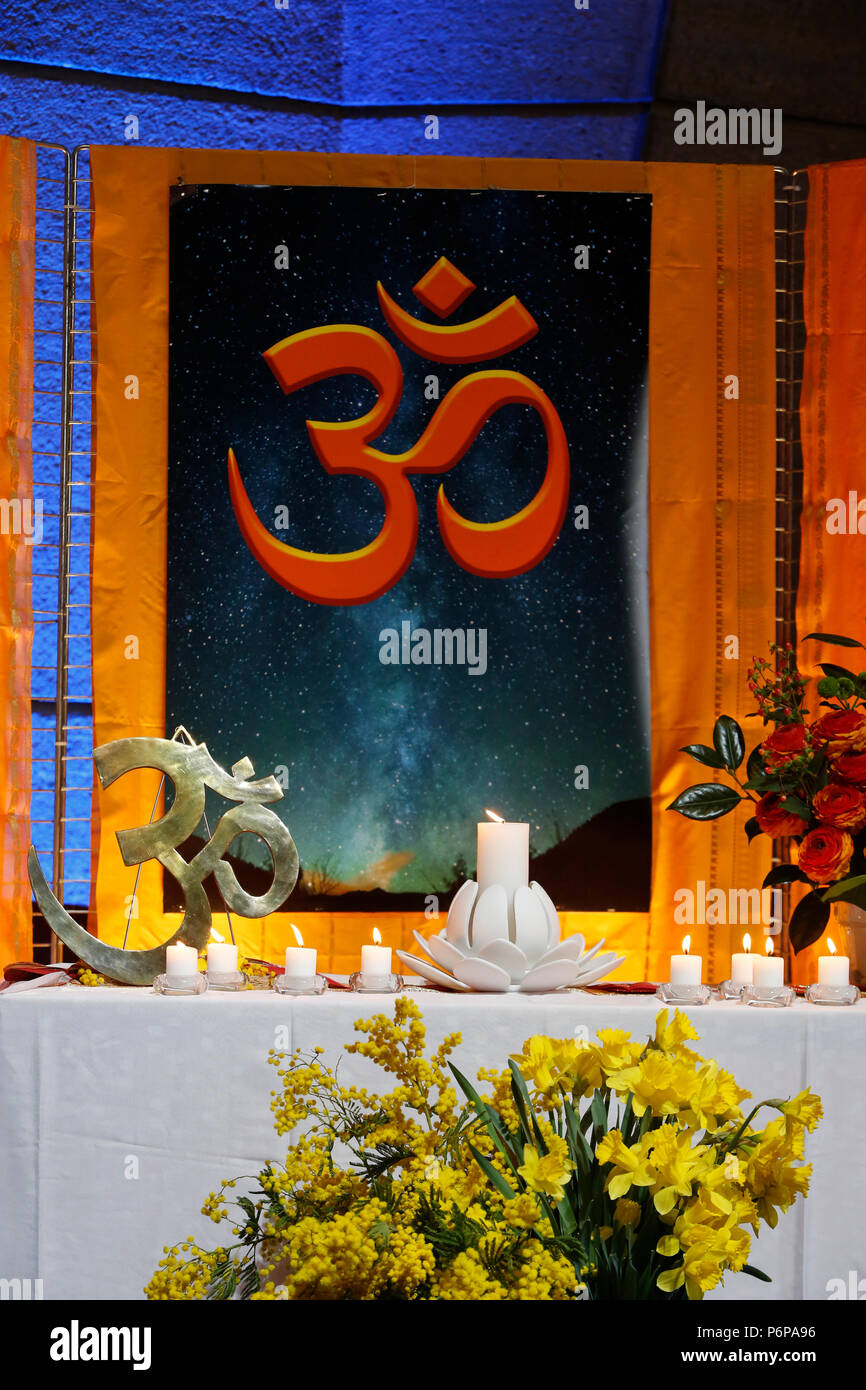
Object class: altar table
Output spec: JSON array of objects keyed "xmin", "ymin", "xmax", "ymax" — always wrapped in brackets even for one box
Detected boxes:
[{"xmin": 1, "ymin": 984, "xmax": 863, "ymax": 1301}]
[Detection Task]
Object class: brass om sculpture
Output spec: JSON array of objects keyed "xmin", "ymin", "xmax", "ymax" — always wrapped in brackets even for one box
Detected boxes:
[{"xmin": 28, "ymin": 736, "xmax": 299, "ymax": 985}]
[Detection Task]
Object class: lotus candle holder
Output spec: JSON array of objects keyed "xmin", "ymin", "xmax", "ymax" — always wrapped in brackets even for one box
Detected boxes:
[{"xmin": 396, "ymin": 879, "xmax": 625, "ymax": 992}]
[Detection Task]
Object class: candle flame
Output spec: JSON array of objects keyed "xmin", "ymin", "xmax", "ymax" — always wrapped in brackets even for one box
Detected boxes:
[
  {"xmin": 742, "ymin": 933, "xmax": 751, "ymax": 953},
  {"xmin": 765, "ymin": 937, "xmax": 774, "ymax": 957},
  {"xmin": 372, "ymin": 926, "xmax": 382, "ymax": 945},
  {"xmin": 290, "ymin": 923, "xmax": 304, "ymax": 947},
  {"xmin": 485, "ymin": 808, "xmax": 505, "ymax": 823},
  {"xmin": 682, "ymin": 935, "xmax": 691, "ymax": 955},
  {"xmin": 209, "ymin": 925, "xmax": 225, "ymax": 943},
  {"xmin": 828, "ymin": 937, "xmax": 837, "ymax": 956}
]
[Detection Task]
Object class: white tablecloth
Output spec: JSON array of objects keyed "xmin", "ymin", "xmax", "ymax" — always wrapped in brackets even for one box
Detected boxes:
[{"xmin": 1, "ymin": 984, "xmax": 863, "ymax": 1301}]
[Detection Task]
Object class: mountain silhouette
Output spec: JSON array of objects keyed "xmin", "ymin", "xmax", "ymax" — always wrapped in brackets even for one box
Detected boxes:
[{"xmin": 163, "ymin": 797, "xmax": 651, "ymax": 915}]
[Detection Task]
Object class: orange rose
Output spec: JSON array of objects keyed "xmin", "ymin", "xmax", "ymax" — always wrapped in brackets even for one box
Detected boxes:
[
  {"xmin": 811, "ymin": 709, "xmax": 866, "ymax": 756},
  {"xmin": 812, "ymin": 783, "xmax": 866, "ymax": 832},
  {"xmin": 755, "ymin": 792, "xmax": 809, "ymax": 838},
  {"xmin": 833, "ymin": 751, "xmax": 866, "ymax": 784},
  {"xmin": 761, "ymin": 723, "xmax": 808, "ymax": 768},
  {"xmin": 796, "ymin": 826, "xmax": 854, "ymax": 884}
]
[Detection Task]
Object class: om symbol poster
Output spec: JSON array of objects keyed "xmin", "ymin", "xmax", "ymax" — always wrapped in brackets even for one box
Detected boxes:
[{"xmin": 166, "ymin": 184, "xmax": 652, "ymax": 911}]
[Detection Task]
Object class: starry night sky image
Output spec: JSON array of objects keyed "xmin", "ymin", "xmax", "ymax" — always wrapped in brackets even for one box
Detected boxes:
[{"xmin": 166, "ymin": 184, "xmax": 651, "ymax": 909}]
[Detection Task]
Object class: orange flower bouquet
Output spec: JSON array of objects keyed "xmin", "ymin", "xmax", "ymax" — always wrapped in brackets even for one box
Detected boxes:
[{"xmin": 668, "ymin": 632, "xmax": 866, "ymax": 952}]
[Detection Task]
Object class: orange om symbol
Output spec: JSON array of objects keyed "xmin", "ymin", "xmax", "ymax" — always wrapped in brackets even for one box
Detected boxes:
[{"xmin": 228, "ymin": 256, "xmax": 570, "ymax": 605}]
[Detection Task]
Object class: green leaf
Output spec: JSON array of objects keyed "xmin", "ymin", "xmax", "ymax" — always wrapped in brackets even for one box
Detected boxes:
[
  {"xmin": 590, "ymin": 1092, "xmax": 608, "ymax": 1136},
  {"xmin": 555, "ymin": 1194, "xmax": 577, "ymax": 1236},
  {"xmin": 762, "ymin": 863, "xmax": 810, "ymax": 889},
  {"xmin": 779, "ymin": 794, "xmax": 810, "ymax": 820},
  {"xmin": 508, "ymin": 1060, "xmax": 547, "ymax": 1153},
  {"xmin": 236, "ymin": 1196, "xmax": 257, "ymax": 1223},
  {"xmin": 679, "ymin": 743, "xmax": 726, "ymax": 769},
  {"xmin": 742, "ymin": 775, "xmax": 775, "ymax": 792},
  {"xmin": 822, "ymin": 873, "xmax": 866, "ymax": 901},
  {"xmin": 667, "ymin": 784, "xmax": 742, "ymax": 820},
  {"xmin": 744, "ymin": 816, "xmax": 763, "ymax": 843},
  {"xmin": 713, "ymin": 715, "xmax": 746, "ymax": 770},
  {"xmin": 788, "ymin": 891, "xmax": 831, "ymax": 954},
  {"xmin": 465, "ymin": 1139, "xmax": 517, "ymax": 1201},
  {"xmin": 820, "ymin": 663, "xmax": 859, "ymax": 682},
  {"xmin": 563, "ymin": 1098, "xmax": 594, "ymax": 1176},
  {"xmin": 803, "ymin": 632, "xmax": 866, "ymax": 649},
  {"xmin": 742, "ymin": 1263, "xmax": 773, "ymax": 1283},
  {"xmin": 449, "ymin": 1064, "xmax": 521, "ymax": 1174},
  {"xmin": 746, "ymin": 746, "xmax": 767, "ymax": 781}
]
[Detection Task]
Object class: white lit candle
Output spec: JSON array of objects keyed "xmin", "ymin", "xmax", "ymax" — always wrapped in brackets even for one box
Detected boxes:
[
  {"xmin": 361, "ymin": 926, "xmax": 392, "ymax": 980},
  {"xmin": 731, "ymin": 932, "xmax": 758, "ymax": 985},
  {"xmin": 754, "ymin": 937, "xmax": 784, "ymax": 987},
  {"xmin": 207, "ymin": 941, "xmax": 238, "ymax": 974},
  {"xmin": 818, "ymin": 937, "xmax": 850, "ymax": 987},
  {"xmin": 477, "ymin": 810, "xmax": 529, "ymax": 899},
  {"xmin": 285, "ymin": 924, "xmax": 317, "ymax": 980},
  {"xmin": 166, "ymin": 942, "xmax": 198, "ymax": 976},
  {"xmin": 670, "ymin": 935, "xmax": 702, "ymax": 985}
]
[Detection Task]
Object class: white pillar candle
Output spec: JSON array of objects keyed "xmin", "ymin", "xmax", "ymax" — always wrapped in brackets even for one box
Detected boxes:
[
  {"xmin": 166, "ymin": 943, "xmax": 198, "ymax": 976},
  {"xmin": 285, "ymin": 946, "xmax": 317, "ymax": 979},
  {"xmin": 670, "ymin": 937, "xmax": 702, "ymax": 986},
  {"xmin": 818, "ymin": 940, "xmax": 850, "ymax": 986},
  {"xmin": 754, "ymin": 943, "xmax": 784, "ymax": 987},
  {"xmin": 361, "ymin": 941, "xmax": 392, "ymax": 978},
  {"xmin": 477, "ymin": 813, "xmax": 529, "ymax": 899},
  {"xmin": 730, "ymin": 934, "xmax": 757, "ymax": 985},
  {"xmin": 730, "ymin": 953, "xmax": 757, "ymax": 984},
  {"xmin": 285, "ymin": 925, "xmax": 316, "ymax": 980},
  {"xmin": 207, "ymin": 942, "xmax": 238, "ymax": 974}
]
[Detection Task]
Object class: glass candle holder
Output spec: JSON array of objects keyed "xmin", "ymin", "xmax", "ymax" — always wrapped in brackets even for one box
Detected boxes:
[
  {"xmin": 153, "ymin": 972, "xmax": 208, "ymax": 996},
  {"xmin": 205, "ymin": 968, "xmax": 246, "ymax": 992},
  {"xmin": 274, "ymin": 972, "xmax": 328, "ymax": 996},
  {"xmin": 804, "ymin": 982, "xmax": 860, "ymax": 1007},
  {"xmin": 243, "ymin": 970, "xmax": 275, "ymax": 991},
  {"xmin": 655, "ymin": 981, "xmax": 712, "ymax": 1006},
  {"xmin": 740, "ymin": 982, "xmax": 795, "ymax": 1008},
  {"xmin": 717, "ymin": 978, "xmax": 747, "ymax": 1000},
  {"xmin": 349, "ymin": 971, "xmax": 404, "ymax": 994}
]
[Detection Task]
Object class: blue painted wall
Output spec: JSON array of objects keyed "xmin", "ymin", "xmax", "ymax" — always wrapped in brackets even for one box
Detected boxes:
[{"xmin": 1, "ymin": 0, "xmax": 665, "ymax": 107}]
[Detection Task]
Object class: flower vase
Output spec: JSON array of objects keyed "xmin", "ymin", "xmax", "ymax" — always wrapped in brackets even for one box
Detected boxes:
[{"xmin": 833, "ymin": 902, "xmax": 866, "ymax": 990}]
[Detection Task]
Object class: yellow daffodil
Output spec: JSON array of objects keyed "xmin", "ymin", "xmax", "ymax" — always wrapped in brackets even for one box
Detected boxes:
[
  {"xmin": 653, "ymin": 1008, "xmax": 699, "ymax": 1052},
  {"xmin": 778, "ymin": 1089, "xmax": 823, "ymax": 1134},
  {"xmin": 517, "ymin": 1140, "xmax": 574, "ymax": 1204},
  {"xmin": 614, "ymin": 1197, "xmax": 642, "ymax": 1229},
  {"xmin": 596, "ymin": 1129, "xmax": 657, "ymax": 1200}
]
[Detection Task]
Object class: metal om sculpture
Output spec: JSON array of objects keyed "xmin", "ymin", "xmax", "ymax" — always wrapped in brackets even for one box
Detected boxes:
[{"xmin": 28, "ymin": 737, "xmax": 299, "ymax": 985}]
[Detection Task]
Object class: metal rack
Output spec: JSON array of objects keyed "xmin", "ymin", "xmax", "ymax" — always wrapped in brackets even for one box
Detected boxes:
[
  {"xmin": 775, "ymin": 167, "xmax": 807, "ymax": 658},
  {"xmin": 31, "ymin": 144, "xmax": 93, "ymax": 962},
  {"xmin": 771, "ymin": 167, "xmax": 808, "ymax": 952}
]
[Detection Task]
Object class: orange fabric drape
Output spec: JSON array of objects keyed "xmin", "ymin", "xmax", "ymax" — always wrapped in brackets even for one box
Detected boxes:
[
  {"xmin": 89, "ymin": 150, "xmax": 776, "ymax": 981},
  {"xmin": 796, "ymin": 158, "xmax": 866, "ymax": 983},
  {"xmin": 0, "ymin": 135, "xmax": 36, "ymax": 968}
]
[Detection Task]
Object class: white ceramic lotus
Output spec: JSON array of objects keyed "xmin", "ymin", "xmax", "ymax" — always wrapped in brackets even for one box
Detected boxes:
[{"xmin": 396, "ymin": 878, "xmax": 626, "ymax": 993}]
